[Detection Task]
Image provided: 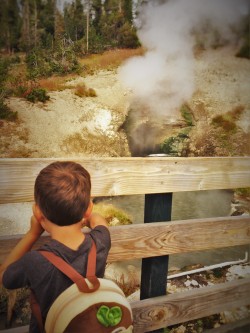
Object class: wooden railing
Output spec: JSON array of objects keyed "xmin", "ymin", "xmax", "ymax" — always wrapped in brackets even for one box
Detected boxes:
[{"xmin": 0, "ymin": 157, "xmax": 250, "ymax": 333}]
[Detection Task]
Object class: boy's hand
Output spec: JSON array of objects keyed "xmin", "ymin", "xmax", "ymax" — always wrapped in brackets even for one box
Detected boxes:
[
  {"xmin": 0, "ymin": 212, "xmax": 45, "ymax": 284},
  {"xmin": 29, "ymin": 215, "xmax": 44, "ymax": 237},
  {"xmin": 86, "ymin": 213, "xmax": 108, "ymax": 229}
]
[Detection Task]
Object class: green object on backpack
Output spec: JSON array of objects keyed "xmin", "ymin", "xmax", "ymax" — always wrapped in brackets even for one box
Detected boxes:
[{"xmin": 97, "ymin": 305, "xmax": 122, "ymax": 327}]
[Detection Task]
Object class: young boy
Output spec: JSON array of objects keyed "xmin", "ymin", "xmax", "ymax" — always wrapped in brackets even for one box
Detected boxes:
[{"xmin": 0, "ymin": 161, "xmax": 111, "ymax": 332}]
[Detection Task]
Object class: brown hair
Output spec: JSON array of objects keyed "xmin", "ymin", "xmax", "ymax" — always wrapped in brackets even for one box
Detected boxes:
[{"xmin": 34, "ymin": 161, "xmax": 91, "ymax": 226}]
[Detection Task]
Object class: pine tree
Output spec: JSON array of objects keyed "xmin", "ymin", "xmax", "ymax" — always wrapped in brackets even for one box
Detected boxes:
[
  {"xmin": 92, "ymin": 0, "xmax": 103, "ymax": 34},
  {"xmin": 64, "ymin": 0, "xmax": 85, "ymax": 41},
  {"xmin": 0, "ymin": 0, "xmax": 21, "ymax": 53},
  {"xmin": 123, "ymin": 0, "xmax": 133, "ymax": 23}
]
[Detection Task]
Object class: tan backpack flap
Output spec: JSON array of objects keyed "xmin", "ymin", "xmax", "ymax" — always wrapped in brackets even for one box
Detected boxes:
[{"xmin": 45, "ymin": 279, "xmax": 133, "ymax": 333}]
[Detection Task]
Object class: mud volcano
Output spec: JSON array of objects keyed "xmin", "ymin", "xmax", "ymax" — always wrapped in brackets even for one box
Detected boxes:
[{"xmin": 122, "ymin": 102, "xmax": 187, "ymax": 157}]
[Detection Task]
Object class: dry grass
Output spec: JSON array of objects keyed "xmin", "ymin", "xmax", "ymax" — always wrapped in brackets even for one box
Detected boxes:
[
  {"xmin": 212, "ymin": 105, "xmax": 245, "ymax": 132},
  {"xmin": 188, "ymin": 117, "xmax": 250, "ymax": 157},
  {"xmin": 79, "ymin": 48, "xmax": 144, "ymax": 72},
  {"xmin": 74, "ymin": 84, "xmax": 97, "ymax": 97},
  {"xmin": 61, "ymin": 131, "xmax": 130, "ymax": 157},
  {"xmin": 38, "ymin": 76, "xmax": 72, "ymax": 92},
  {"xmin": 0, "ymin": 120, "xmax": 33, "ymax": 157}
]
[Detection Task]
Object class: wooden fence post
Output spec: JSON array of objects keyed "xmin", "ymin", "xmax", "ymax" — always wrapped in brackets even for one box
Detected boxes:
[{"xmin": 140, "ymin": 192, "xmax": 173, "ymax": 333}]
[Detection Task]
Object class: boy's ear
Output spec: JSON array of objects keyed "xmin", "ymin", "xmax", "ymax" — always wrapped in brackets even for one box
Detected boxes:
[
  {"xmin": 32, "ymin": 204, "xmax": 44, "ymax": 222},
  {"xmin": 84, "ymin": 200, "xmax": 93, "ymax": 218}
]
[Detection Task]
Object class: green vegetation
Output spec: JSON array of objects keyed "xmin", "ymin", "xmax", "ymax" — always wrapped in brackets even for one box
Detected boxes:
[
  {"xmin": 11, "ymin": 78, "xmax": 50, "ymax": 104},
  {"xmin": 26, "ymin": 46, "xmax": 81, "ymax": 79},
  {"xmin": 180, "ymin": 103, "xmax": 194, "ymax": 126},
  {"xmin": 160, "ymin": 104, "xmax": 193, "ymax": 156},
  {"xmin": 24, "ymin": 88, "xmax": 50, "ymax": 103},
  {"xmin": 0, "ymin": 0, "xmax": 139, "ymax": 57},
  {"xmin": 160, "ymin": 131, "xmax": 190, "ymax": 157},
  {"xmin": 0, "ymin": 0, "xmax": 141, "ymax": 119},
  {"xmin": 234, "ymin": 188, "xmax": 250, "ymax": 198},
  {"xmin": 0, "ymin": 101, "xmax": 17, "ymax": 120},
  {"xmin": 93, "ymin": 202, "xmax": 132, "ymax": 226},
  {"xmin": 0, "ymin": 57, "xmax": 18, "ymax": 120}
]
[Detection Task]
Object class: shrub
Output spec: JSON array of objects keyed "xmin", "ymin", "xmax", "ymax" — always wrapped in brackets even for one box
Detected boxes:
[
  {"xmin": 88, "ymin": 87, "xmax": 97, "ymax": 97},
  {"xmin": 234, "ymin": 188, "xmax": 250, "ymax": 198},
  {"xmin": 160, "ymin": 137, "xmax": 179, "ymax": 156},
  {"xmin": 25, "ymin": 88, "xmax": 50, "ymax": 103},
  {"xmin": 212, "ymin": 106, "xmax": 245, "ymax": 133},
  {"xmin": 74, "ymin": 84, "xmax": 88, "ymax": 97},
  {"xmin": 26, "ymin": 44, "xmax": 81, "ymax": 79},
  {"xmin": 212, "ymin": 115, "xmax": 236, "ymax": 132},
  {"xmin": 0, "ymin": 100, "xmax": 17, "ymax": 121},
  {"xmin": 74, "ymin": 84, "xmax": 97, "ymax": 97}
]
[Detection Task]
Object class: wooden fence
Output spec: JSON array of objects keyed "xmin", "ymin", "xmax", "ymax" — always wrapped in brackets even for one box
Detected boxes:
[{"xmin": 0, "ymin": 157, "xmax": 250, "ymax": 333}]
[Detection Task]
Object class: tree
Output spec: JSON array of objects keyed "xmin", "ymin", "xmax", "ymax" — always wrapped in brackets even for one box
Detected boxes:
[
  {"xmin": 123, "ymin": 0, "xmax": 133, "ymax": 23},
  {"xmin": 64, "ymin": 0, "xmax": 85, "ymax": 41},
  {"xmin": 54, "ymin": 8, "xmax": 65, "ymax": 40},
  {"xmin": 20, "ymin": 0, "xmax": 31, "ymax": 51},
  {"xmin": 92, "ymin": 0, "xmax": 103, "ymax": 34},
  {"xmin": 0, "ymin": 0, "xmax": 21, "ymax": 53}
]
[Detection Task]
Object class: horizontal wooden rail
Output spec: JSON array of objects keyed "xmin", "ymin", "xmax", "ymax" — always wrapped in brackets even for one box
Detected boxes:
[
  {"xmin": 1, "ymin": 156, "xmax": 250, "ymax": 333},
  {"xmin": 0, "ymin": 157, "xmax": 250, "ymax": 203},
  {"xmin": 2, "ymin": 278, "xmax": 250, "ymax": 333},
  {"xmin": 130, "ymin": 277, "xmax": 250, "ymax": 332},
  {"xmin": 0, "ymin": 216, "xmax": 249, "ymax": 264}
]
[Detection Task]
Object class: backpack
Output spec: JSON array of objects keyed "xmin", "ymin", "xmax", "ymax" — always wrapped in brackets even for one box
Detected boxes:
[{"xmin": 31, "ymin": 240, "xmax": 133, "ymax": 333}]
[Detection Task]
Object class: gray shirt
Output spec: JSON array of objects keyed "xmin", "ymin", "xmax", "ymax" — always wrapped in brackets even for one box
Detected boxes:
[{"xmin": 3, "ymin": 225, "xmax": 111, "ymax": 332}]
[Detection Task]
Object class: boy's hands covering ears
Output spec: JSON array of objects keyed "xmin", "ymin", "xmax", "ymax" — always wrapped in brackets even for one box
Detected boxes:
[
  {"xmin": 83, "ymin": 213, "xmax": 108, "ymax": 229},
  {"xmin": 0, "ymin": 207, "xmax": 45, "ymax": 284},
  {"xmin": 29, "ymin": 214, "xmax": 45, "ymax": 237}
]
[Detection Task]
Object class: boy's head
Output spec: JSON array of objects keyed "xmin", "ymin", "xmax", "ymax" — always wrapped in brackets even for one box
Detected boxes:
[{"xmin": 34, "ymin": 161, "xmax": 91, "ymax": 226}]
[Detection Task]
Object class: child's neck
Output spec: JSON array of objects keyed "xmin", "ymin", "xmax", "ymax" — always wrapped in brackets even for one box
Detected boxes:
[{"xmin": 50, "ymin": 223, "xmax": 85, "ymax": 251}]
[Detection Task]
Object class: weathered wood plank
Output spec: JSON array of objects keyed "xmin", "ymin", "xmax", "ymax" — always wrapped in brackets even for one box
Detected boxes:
[
  {"xmin": 130, "ymin": 278, "xmax": 250, "ymax": 332},
  {"xmin": 109, "ymin": 215, "xmax": 250, "ymax": 261},
  {"xmin": 0, "ymin": 216, "xmax": 249, "ymax": 264},
  {"xmin": 0, "ymin": 157, "xmax": 250, "ymax": 203},
  {"xmin": 1, "ymin": 280, "xmax": 250, "ymax": 333}
]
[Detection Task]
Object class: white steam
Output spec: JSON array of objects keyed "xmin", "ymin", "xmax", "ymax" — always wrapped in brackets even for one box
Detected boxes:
[{"xmin": 119, "ymin": 0, "xmax": 249, "ymax": 118}]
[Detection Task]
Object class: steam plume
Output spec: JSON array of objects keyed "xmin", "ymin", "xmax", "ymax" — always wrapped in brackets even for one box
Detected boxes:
[{"xmin": 119, "ymin": 0, "xmax": 248, "ymax": 119}]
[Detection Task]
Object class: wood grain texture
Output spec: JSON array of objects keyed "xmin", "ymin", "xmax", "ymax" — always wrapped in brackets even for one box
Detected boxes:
[
  {"xmin": 130, "ymin": 278, "xmax": 250, "ymax": 332},
  {"xmin": 0, "ymin": 157, "xmax": 250, "ymax": 203},
  {"xmin": 0, "ymin": 216, "xmax": 249, "ymax": 264}
]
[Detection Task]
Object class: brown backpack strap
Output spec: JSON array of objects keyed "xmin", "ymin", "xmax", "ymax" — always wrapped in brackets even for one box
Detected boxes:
[
  {"xmin": 31, "ymin": 239, "xmax": 100, "ymax": 332},
  {"xmin": 30, "ymin": 290, "xmax": 44, "ymax": 333},
  {"xmin": 39, "ymin": 240, "xmax": 100, "ymax": 293},
  {"xmin": 86, "ymin": 238, "xmax": 97, "ymax": 277}
]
